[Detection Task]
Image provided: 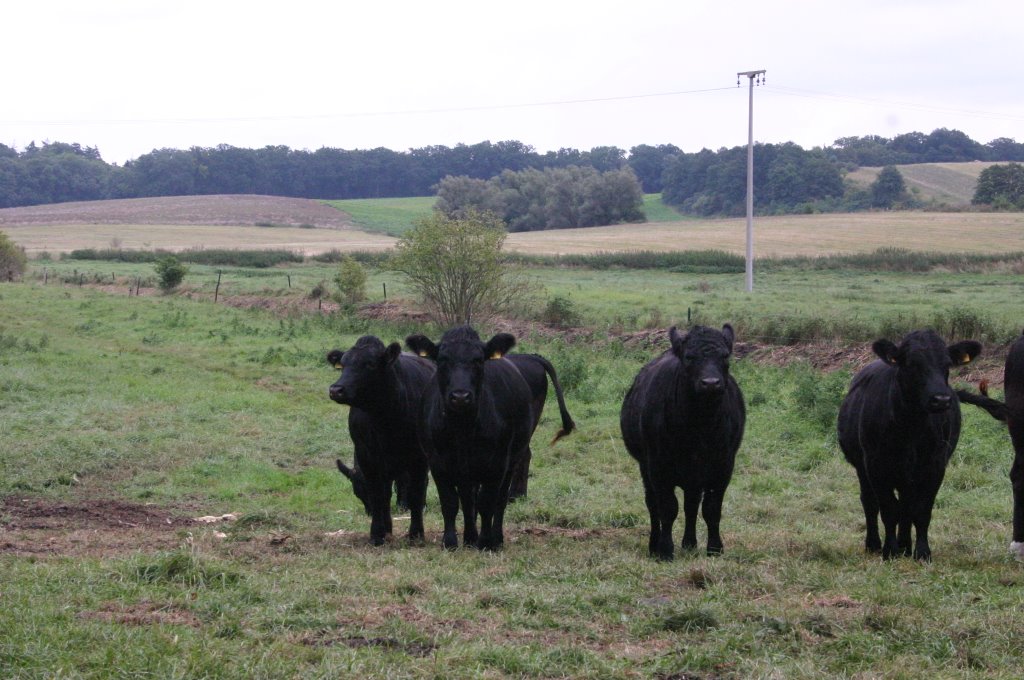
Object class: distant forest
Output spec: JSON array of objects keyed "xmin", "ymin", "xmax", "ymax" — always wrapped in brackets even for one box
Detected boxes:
[{"xmin": 2, "ymin": 129, "xmax": 1023, "ymax": 216}]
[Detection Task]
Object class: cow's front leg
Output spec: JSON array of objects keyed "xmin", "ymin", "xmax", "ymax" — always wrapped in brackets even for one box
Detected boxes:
[
  {"xmin": 431, "ymin": 467, "xmax": 460, "ymax": 550},
  {"xmin": 367, "ymin": 476, "xmax": 393, "ymax": 546},
  {"xmin": 702, "ymin": 485, "xmax": 728, "ymax": 556}
]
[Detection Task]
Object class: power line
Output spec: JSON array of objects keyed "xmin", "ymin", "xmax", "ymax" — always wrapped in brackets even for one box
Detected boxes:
[
  {"xmin": 0, "ymin": 86, "xmax": 738, "ymax": 127},
  {"xmin": 766, "ymin": 84, "xmax": 1024, "ymax": 123}
]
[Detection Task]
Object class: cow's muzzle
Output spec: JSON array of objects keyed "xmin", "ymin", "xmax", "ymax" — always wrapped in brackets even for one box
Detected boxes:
[
  {"xmin": 447, "ymin": 389, "xmax": 474, "ymax": 411},
  {"xmin": 329, "ymin": 385, "xmax": 350, "ymax": 404},
  {"xmin": 927, "ymin": 393, "xmax": 952, "ymax": 412}
]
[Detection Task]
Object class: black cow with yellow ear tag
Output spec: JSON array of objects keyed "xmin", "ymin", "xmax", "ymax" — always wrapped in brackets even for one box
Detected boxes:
[
  {"xmin": 405, "ymin": 326, "xmax": 532, "ymax": 551},
  {"xmin": 325, "ymin": 335, "xmax": 435, "ymax": 546},
  {"xmin": 838, "ymin": 329, "xmax": 982, "ymax": 561}
]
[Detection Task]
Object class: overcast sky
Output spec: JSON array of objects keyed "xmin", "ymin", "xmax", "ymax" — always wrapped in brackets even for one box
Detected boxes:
[{"xmin": 4, "ymin": 1, "xmax": 1022, "ymax": 165}]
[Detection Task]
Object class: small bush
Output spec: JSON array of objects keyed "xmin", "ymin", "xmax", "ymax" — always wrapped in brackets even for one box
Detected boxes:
[
  {"xmin": 0, "ymin": 230, "xmax": 28, "ymax": 282},
  {"xmin": 541, "ymin": 295, "xmax": 581, "ymax": 327},
  {"xmin": 154, "ymin": 255, "xmax": 188, "ymax": 293},
  {"xmin": 333, "ymin": 255, "xmax": 368, "ymax": 305}
]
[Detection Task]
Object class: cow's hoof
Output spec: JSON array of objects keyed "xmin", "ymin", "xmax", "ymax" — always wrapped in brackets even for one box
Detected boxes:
[
  {"xmin": 706, "ymin": 546, "xmax": 723, "ymax": 557},
  {"xmin": 1010, "ymin": 541, "xmax": 1024, "ymax": 561}
]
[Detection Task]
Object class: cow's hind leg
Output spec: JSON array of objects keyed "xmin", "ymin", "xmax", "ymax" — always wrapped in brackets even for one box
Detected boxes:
[
  {"xmin": 1010, "ymin": 438, "xmax": 1024, "ymax": 559},
  {"xmin": 853, "ymin": 465, "xmax": 881, "ymax": 553},
  {"xmin": 651, "ymin": 475, "xmax": 679, "ymax": 561},
  {"xmin": 874, "ymin": 486, "xmax": 901, "ymax": 560},
  {"xmin": 405, "ymin": 465, "xmax": 429, "ymax": 543},
  {"xmin": 638, "ymin": 466, "xmax": 661, "ymax": 557},
  {"xmin": 680, "ymin": 487, "xmax": 702, "ymax": 552},
  {"xmin": 459, "ymin": 484, "xmax": 479, "ymax": 548}
]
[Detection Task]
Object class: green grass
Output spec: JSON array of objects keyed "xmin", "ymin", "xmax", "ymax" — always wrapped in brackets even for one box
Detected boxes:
[
  {"xmin": 641, "ymin": 193, "xmax": 691, "ymax": 223},
  {"xmin": 323, "ymin": 197, "xmax": 437, "ymax": 236},
  {"xmin": 323, "ymin": 195, "xmax": 686, "ymax": 237},
  {"xmin": 1, "ymin": 271, "xmax": 1022, "ymax": 677}
]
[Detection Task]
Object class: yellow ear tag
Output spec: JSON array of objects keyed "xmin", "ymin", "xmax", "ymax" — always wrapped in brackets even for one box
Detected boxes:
[
  {"xmin": 418, "ymin": 351, "xmax": 428, "ymax": 358},
  {"xmin": 334, "ymin": 363, "xmax": 343, "ymax": 370},
  {"xmin": 962, "ymin": 355, "xmax": 972, "ymax": 364},
  {"xmin": 490, "ymin": 352, "xmax": 503, "ymax": 360}
]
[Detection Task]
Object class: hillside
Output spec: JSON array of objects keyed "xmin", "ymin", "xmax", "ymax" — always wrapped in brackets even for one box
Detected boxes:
[{"xmin": 844, "ymin": 161, "xmax": 1001, "ymax": 206}]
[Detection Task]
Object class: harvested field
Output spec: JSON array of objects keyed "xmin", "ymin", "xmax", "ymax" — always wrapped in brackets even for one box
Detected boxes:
[
  {"xmin": 0, "ymin": 195, "xmax": 398, "ymax": 255},
  {"xmin": 504, "ymin": 211, "xmax": 1024, "ymax": 256},
  {"xmin": 5, "ymin": 195, "xmax": 1024, "ymax": 257}
]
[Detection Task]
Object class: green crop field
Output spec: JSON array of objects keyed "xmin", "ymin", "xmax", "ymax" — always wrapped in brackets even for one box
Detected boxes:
[
  {"xmin": 323, "ymin": 197, "xmax": 437, "ymax": 237},
  {"xmin": 3, "ymin": 257, "xmax": 1024, "ymax": 677}
]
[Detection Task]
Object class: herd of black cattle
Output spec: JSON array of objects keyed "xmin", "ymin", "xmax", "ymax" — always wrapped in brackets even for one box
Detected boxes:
[{"xmin": 326, "ymin": 324, "xmax": 1024, "ymax": 562}]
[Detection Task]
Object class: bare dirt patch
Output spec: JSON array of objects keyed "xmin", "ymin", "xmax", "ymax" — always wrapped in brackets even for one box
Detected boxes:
[
  {"xmin": 0, "ymin": 496, "xmax": 193, "ymax": 558},
  {"xmin": 0, "ymin": 195, "xmax": 356, "ymax": 229},
  {"xmin": 78, "ymin": 600, "xmax": 201, "ymax": 627}
]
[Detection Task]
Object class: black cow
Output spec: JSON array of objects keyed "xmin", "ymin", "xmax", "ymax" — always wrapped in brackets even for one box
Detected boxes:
[
  {"xmin": 326, "ymin": 336, "xmax": 435, "ymax": 545},
  {"xmin": 620, "ymin": 325, "xmax": 745, "ymax": 560},
  {"xmin": 406, "ymin": 326, "xmax": 533, "ymax": 550},
  {"xmin": 838, "ymin": 330, "xmax": 981, "ymax": 561},
  {"xmin": 957, "ymin": 330, "xmax": 1024, "ymax": 560},
  {"xmin": 504, "ymin": 353, "xmax": 576, "ymax": 500}
]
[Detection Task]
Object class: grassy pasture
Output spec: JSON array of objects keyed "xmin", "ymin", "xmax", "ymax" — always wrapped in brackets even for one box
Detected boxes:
[
  {"xmin": 29, "ymin": 257, "xmax": 1024, "ymax": 345},
  {"xmin": 323, "ymin": 197, "xmax": 437, "ymax": 237},
  {"xmin": 2, "ymin": 267, "xmax": 1024, "ymax": 677}
]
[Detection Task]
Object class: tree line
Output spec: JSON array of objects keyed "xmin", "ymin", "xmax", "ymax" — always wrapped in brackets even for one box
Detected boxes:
[{"xmin": 2, "ymin": 129, "xmax": 1024, "ymax": 216}]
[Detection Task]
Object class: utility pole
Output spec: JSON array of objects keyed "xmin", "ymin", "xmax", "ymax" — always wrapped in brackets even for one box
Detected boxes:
[{"xmin": 737, "ymin": 69, "xmax": 765, "ymax": 293}]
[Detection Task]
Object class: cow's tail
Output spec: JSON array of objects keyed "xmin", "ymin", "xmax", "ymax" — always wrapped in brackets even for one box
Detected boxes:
[
  {"xmin": 533, "ymin": 354, "xmax": 576, "ymax": 444},
  {"xmin": 335, "ymin": 458, "xmax": 357, "ymax": 479},
  {"xmin": 957, "ymin": 380, "xmax": 1008, "ymax": 422}
]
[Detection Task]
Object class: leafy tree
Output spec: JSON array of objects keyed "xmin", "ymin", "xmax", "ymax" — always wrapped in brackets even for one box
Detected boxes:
[
  {"xmin": 389, "ymin": 210, "xmax": 532, "ymax": 325},
  {"xmin": 972, "ymin": 162, "xmax": 1024, "ymax": 208},
  {"xmin": 333, "ymin": 255, "xmax": 368, "ymax": 305},
  {"xmin": 154, "ymin": 255, "xmax": 188, "ymax": 292},
  {"xmin": 0, "ymin": 230, "xmax": 28, "ymax": 281},
  {"xmin": 871, "ymin": 165, "xmax": 908, "ymax": 208}
]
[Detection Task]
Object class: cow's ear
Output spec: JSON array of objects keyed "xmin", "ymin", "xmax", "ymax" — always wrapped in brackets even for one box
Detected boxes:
[
  {"xmin": 949, "ymin": 340, "xmax": 982, "ymax": 366},
  {"xmin": 405, "ymin": 334, "xmax": 437, "ymax": 360},
  {"xmin": 485, "ymin": 333, "xmax": 516, "ymax": 359},
  {"xmin": 327, "ymin": 349, "xmax": 345, "ymax": 369},
  {"xmin": 721, "ymin": 324, "xmax": 735, "ymax": 352},
  {"xmin": 384, "ymin": 342, "xmax": 401, "ymax": 365},
  {"xmin": 872, "ymin": 339, "xmax": 900, "ymax": 365},
  {"xmin": 669, "ymin": 326, "xmax": 688, "ymax": 355}
]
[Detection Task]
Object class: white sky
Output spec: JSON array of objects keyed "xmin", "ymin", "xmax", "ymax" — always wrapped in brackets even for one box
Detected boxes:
[{"xmin": 3, "ymin": 0, "xmax": 1022, "ymax": 165}]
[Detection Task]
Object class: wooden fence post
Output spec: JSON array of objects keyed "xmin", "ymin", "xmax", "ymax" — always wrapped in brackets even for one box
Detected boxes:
[{"xmin": 214, "ymin": 270, "xmax": 222, "ymax": 303}]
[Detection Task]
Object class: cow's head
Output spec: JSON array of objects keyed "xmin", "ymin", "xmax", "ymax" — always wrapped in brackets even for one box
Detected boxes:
[
  {"xmin": 335, "ymin": 459, "xmax": 371, "ymax": 515},
  {"xmin": 872, "ymin": 329, "xmax": 981, "ymax": 413},
  {"xmin": 669, "ymin": 324, "xmax": 736, "ymax": 397},
  {"xmin": 407, "ymin": 326, "xmax": 515, "ymax": 417},
  {"xmin": 326, "ymin": 335, "xmax": 402, "ymax": 407}
]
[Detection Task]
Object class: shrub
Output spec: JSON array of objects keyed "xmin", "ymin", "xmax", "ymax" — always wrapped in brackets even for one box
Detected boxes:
[
  {"xmin": 0, "ymin": 230, "xmax": 28, "ymax": 282},
  {"xmin": 541, "ymin": 295, "xmax": 581, "ymax": 327},
  {"xmin": 333, "ymin": 255, "xmax": 367, "ymax": 305},
  {"xmin": 154, "ymin": 255, "xmax": 188, "ymax": 293}
]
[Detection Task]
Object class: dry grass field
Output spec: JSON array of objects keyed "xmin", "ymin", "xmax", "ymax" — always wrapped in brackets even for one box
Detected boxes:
[
  {"xmin": 505, "ymin": 211, "xmax": 1024, "ymax": 256},
  {"xmin": 4, "ymin": 195, "xmax": 1024, "ymax": 257},
  {"xmin": 845, "ymin": 161, "xmax": 1003, "ymax": 206}
]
